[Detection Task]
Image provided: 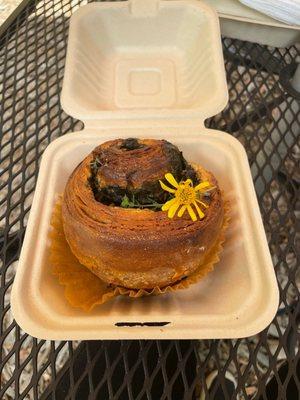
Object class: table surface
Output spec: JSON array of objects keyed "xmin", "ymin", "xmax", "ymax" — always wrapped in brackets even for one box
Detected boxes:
[{"xmin": 0, "ymin": 1, "xmax": 299, "ymax": 399}]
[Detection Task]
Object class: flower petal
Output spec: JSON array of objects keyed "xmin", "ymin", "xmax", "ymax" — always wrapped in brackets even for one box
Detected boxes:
[
  {"xmin": 187, "ymin": 205, "xmax": 197, "ymax": 222},
  {"xmin": 168, "ymin": 201, "xmax": 180, "ymax": 218},
  {"xmin": 178, "ymin": 205, "xmax": 187, "ymax": 217},
  {"xmin": 193, "ymin": 201, "xmax": 205, "ymax": 219},
  {"xmin": 165, "ymin": 173, "xmax": 179, "ymax": 188},
  {"xmin": 196, "ymin": 199, "xmax": 208, "ymax": 208},
  {"xmin": 194, "ymin": 181, "xmax": 211, "ymax": 192},
  {"xmin": 161, "ymin": 197, "xmax": 177, "ymax": 211},
  {"xmin": 159, "ymin": 180, "xmax": 176, "ymax": 193}
]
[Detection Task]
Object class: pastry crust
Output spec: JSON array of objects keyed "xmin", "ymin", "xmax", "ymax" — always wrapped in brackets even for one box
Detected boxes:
[{"xmin": 62, "ymin": 140, "xmax": 224, "ymax": 289}]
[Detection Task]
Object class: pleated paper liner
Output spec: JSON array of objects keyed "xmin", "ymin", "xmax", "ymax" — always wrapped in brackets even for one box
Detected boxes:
[{"xmin": 49, "ymin": 196, "xmax": 230, "ymax": 312}]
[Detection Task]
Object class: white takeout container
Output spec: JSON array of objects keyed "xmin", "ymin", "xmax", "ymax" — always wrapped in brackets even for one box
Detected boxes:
[
  {"xmin": 11, "ymin": 0, "xmax": 278, "ymax": 340},
  {"xmin": 206, "ymin": 0, "xmax": 300, "ymax": 47}
]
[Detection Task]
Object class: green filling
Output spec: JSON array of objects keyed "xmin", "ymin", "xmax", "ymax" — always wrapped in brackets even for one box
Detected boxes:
[{"xmin": 89, "ymin": 138, "xmax": 199, "ymax": 210}]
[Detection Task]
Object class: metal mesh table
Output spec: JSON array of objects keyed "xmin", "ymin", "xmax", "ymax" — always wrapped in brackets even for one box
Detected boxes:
[{"xmin": 0, "ymin": 1, "xmax": 299, "ymax": 399}]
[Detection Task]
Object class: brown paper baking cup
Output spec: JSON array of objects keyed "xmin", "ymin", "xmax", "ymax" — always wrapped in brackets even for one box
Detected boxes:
[{"xmin": 49, "ymin": 196, "xmax": 230, "ymax": 312}]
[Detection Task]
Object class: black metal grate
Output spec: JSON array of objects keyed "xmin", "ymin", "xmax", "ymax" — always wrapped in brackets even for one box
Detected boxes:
[{"xmin": 0, "ymin": 1, "xmax": 299, "ymax": 399}]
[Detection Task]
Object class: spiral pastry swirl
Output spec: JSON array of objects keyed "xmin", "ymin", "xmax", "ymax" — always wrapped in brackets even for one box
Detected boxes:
[{"xmin": 62, "ymin": 138, "xmax": 224, "ymax": 289}]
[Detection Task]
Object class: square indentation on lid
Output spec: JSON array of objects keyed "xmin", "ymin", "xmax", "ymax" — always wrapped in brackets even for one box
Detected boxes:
[
  {"xmin": 129, "ymin": 69, "xmax": 161, "ymax": 95},
  {"xmin": 115, "ymin": 59, "xmax": 176, "ymax": 108}
]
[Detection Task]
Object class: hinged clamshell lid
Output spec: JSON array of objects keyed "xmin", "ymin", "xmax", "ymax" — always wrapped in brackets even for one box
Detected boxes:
[{"xmin": 61, "ymin": 0, "xmax": 228, "ymax": 127}]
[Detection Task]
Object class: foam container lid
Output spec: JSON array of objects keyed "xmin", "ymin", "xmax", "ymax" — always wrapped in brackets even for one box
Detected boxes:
[{"xmin": 11, "ymin": 0, "xmax": 279, "ymax": 340}]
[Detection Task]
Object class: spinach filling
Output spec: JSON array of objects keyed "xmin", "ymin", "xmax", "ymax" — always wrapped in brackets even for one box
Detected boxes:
[{"xmin": 89, "ymin": 138, "xmax": 199, "ymax": 210}]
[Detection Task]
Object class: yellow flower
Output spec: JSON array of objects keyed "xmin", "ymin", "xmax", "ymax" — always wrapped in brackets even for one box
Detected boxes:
[{"xmin": 159, "ymin": 173, "xmax": 214, "ymax": 222}]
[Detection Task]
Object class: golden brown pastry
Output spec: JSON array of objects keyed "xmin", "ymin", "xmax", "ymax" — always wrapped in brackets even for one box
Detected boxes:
[{"xmin": 62, "ymin": 138, "xmax": 224, "ymax": 289}]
